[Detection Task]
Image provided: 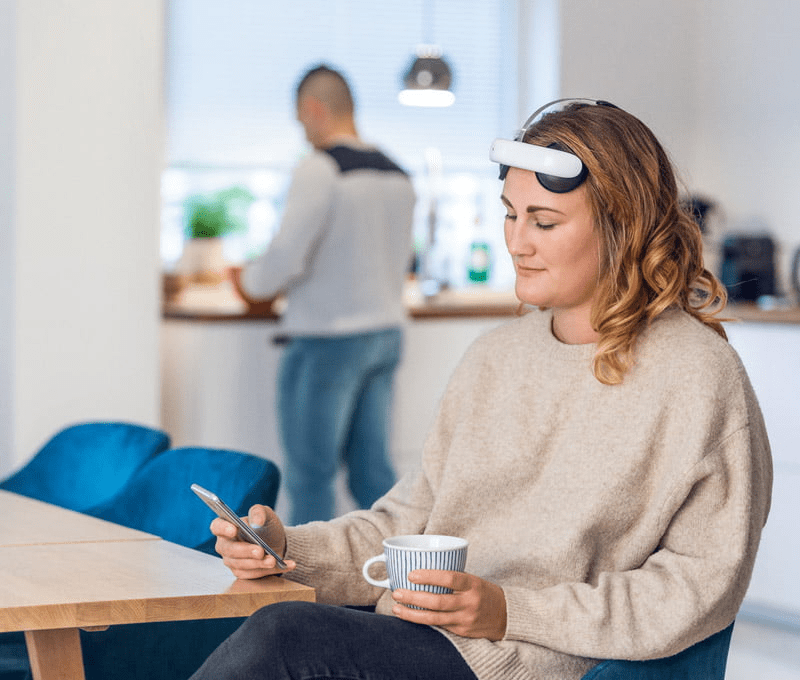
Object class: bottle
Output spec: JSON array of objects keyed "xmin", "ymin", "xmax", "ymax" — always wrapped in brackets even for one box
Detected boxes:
[{"xmin": 467, "ymin": 240, "xmax": 491, "ymax": 283}]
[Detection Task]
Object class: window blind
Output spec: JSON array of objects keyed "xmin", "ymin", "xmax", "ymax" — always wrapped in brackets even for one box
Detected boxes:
[
  {"xmin": 166, "ymin": 0, "xmax": 515, "ymax": 173},
  {"xmin": 164, "ymin": 0, "xmax": 524, "ymax": 288}
]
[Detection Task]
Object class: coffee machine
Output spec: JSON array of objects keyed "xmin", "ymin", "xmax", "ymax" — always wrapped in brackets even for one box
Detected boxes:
[{"xmin": 720, "ymin": 235, "xmax": 776, "ymax": 302}]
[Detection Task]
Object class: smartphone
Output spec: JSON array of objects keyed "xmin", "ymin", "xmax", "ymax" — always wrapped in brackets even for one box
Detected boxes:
[{"xmin": 190, "ymin": 483, "xmax": 288, "ymax": 569}]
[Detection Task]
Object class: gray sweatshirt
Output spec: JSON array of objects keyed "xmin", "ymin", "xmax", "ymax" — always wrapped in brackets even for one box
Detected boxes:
[{"xmin": 242, "ymin": 142, "xmax": 415, "ymax": 335}]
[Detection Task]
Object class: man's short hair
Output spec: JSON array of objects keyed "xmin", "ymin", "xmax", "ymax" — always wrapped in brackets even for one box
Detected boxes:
[{"xmin": 295, "ymin": 64, "xmax": 355, "ymax": 117}]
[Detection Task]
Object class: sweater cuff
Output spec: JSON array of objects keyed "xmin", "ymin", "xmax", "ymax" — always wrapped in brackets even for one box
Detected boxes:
[
  {"xmin": 283, "ymin": 525, "xmax": 324, "ymax": 587},
  {"xmin": 502, "ymin": 586, "xmax": 550, "ymax": 644}
]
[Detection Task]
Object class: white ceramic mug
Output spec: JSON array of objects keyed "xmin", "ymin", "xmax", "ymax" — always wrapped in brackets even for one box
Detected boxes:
[{"xmin": 362, "ymin": 535, "xmax": 468, "ymax": 596}]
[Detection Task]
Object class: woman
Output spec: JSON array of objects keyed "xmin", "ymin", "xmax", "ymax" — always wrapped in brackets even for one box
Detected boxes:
[{"xmin": 191, "ymin": 100, "xmax": 772, "ymax": 680}]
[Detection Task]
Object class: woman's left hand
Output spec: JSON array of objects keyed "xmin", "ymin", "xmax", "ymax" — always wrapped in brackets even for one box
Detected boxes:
[{"xmin": 391, "ymin": 570, "xmax": 507, "ymax": 641}]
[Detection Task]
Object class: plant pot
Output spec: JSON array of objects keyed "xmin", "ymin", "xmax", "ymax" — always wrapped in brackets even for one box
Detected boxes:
[{"xmin": 175, "ymin": 237, "xmax": 229, "ymax": 285}]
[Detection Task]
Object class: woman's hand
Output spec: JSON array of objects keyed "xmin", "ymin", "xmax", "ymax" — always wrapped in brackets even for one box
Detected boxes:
[
  {"xmin": 391, "ymin": 570, "xmax": 507, "ymax": 640},
  {"xmin": 210, "ymin": 503, "xmax": 296, "ymax": 579}
]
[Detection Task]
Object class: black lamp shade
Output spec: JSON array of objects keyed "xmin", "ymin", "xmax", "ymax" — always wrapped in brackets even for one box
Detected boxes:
[
  {"xmin": 398, "ymin": 46, "xmax": 455, "ymax": 107},
  {"xmin": 403, "ymin": 54, "xmax": 452, "ymax": 91}
]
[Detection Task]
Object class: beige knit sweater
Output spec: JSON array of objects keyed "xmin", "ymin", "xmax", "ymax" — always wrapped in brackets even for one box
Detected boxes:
[{"xmin": 284, "ymin": 308, "xmax": 773, "ymax": 680}]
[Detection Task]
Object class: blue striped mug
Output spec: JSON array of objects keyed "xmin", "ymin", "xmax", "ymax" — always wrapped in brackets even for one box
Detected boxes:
[{"xmin": 362, "ymin": 535, "xmax": 468, "ymax": 597}]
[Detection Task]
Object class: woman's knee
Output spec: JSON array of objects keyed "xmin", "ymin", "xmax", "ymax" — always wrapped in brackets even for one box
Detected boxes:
[{"xmin": 242, "ymin": 600, "xmax": 319, "ymax": 642}]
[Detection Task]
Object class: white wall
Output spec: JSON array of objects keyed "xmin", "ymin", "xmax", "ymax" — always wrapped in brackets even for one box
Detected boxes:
[
  {"xmin": 556, "ymin": 0, "xmax": 800, "ymax": 297},
  {"xmin": 0, "ymin": 1, "xmax": 17, "ymax": 464},
  {"xmin": 690, "ymin": 0, "xmax": 800, "ymax": 295},
  {"xmin": 516, "ymin": 0, "xmax": 560, "ymax": 121},
  {"xmin": 0, "ymin": 0, "xmax": 165, "ymax": 474},
  {"xmin": 558, "ymin": 0, "xmax": 697, "ymax": 184}
]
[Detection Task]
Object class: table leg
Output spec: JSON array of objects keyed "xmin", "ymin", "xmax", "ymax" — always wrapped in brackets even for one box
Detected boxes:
[{"xmin": 24, "ymin": 628, "xmax": 85, "ymax": 680}]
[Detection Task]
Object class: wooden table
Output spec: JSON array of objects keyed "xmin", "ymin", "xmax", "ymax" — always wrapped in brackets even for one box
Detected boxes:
[
  {"xmin": 0, "ymin": 490, "xmax": 157, "ymax": 546},
  {"xmin": 0, "ymin": 491, "xmax": 315, "ymax": 680}
]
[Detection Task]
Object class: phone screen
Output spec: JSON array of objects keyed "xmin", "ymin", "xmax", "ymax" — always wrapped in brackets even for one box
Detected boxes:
[{"xmin": 191, "ymin": 483, "xmax": 288, "ymax": 569}]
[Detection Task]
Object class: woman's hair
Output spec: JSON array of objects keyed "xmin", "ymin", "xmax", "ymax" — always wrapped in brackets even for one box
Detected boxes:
[{"xmin": 524, "ymin": 101, "xmax": 728, "ymax": 385}]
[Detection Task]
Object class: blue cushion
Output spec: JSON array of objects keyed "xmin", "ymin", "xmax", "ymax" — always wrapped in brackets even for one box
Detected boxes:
[
  {"xmin": 581, "ymin": 622, "xmax": 735, "ymax": 679},
  {"xmin": 0, "ymin": 422, "xmax": 170, "ymax": 511},
  {"xmin": 84, "ymin": 446, "xmax": 280, "ymax": 553},
  {"xmin": 0, "ymin": 635, "xmax": 29, "ymax": 680},
  {"xmin": 78, "ymin": 446, "xmax": 281, "ymax": 680}
]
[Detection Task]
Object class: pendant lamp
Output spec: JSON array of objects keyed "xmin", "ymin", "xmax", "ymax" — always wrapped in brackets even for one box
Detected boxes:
[
  {"xmin": 399, "ymin": 45, "xmax": 455, "ymax": 107},
  {"xmin": 398, "ymin": 0, "xmax": 454, "ymax": 108}
]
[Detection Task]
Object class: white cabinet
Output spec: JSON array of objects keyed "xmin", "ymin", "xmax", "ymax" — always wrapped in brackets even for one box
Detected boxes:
[
  {"xmin": 160, "ymin": 316, "xmax": 503, "ymax": 520},
  {"xmin": 725, "ymin": 322, "xmax": 800, "ymax": 625}
]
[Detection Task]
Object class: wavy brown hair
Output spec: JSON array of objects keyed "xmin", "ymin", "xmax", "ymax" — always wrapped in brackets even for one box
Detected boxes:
[{"xmin": 523, "ymin": 102, "xmax": 728, "ymax": 384}]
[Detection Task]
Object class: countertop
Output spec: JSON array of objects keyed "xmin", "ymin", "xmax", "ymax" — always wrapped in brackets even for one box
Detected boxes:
[{"xmin": 162, "ymin": 278, "xmax": 800, "ymax": 325}]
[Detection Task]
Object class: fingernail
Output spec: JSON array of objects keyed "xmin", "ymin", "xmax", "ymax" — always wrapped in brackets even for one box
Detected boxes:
[{"xmin": 393, "ymin": 590, "xmax": 404, "ymax": 601}]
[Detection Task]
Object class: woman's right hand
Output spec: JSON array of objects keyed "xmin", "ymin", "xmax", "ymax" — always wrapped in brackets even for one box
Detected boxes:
[{"xmin": 211, "ymin": 503, "xmax": 296, "ymax": 579}]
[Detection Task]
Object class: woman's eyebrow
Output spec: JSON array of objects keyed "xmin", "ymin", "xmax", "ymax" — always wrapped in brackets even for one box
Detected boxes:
[
  {"xmin": 525, "ymin": 205, "xmax": 565, "ymax": 215},
  {"xmin": 500, "ymin": 195, "xmax": 565, "ymax": 215}
]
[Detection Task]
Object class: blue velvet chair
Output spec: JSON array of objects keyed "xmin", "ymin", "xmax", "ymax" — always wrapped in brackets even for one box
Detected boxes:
[
  {"xmin": 0, "ymin": 638, "xmax": 28, "ymax": 680},
  {"xmin": 0, "ymin": 422, "xmax": 171, "ymax": 680},
  {"xmin": 77, "ymin": 446, "xmax": 282, "ymax": 680},
  {"xmin": 83, "ymin": 445, "xmax": 281, "ymax": 554},
  {"xmin": 0, "ymin": 421, "xmax": 170, "ymax": 512},
  {"xmin": 580, "ymin": 622, "xmax": 735, "ymax": 679}
]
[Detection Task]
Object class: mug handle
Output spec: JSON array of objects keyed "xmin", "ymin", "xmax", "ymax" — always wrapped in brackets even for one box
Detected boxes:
[{"xmin": 362, "ymin": 554, "xmax": 390, "ymax": 588}]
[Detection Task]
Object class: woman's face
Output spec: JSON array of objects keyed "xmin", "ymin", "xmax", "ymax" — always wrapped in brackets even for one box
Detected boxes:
[{"xmin": 502, "ymin": 167, "xmax": 600, "ymax": 323}]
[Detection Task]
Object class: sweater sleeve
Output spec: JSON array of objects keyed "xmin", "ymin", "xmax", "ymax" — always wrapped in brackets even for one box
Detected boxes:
[
  {"xmin": 282, "ymin": 463, "xmax": 437, "ymax": 605},
  {"xmin": 501, "ymin": 418, "xmax": 772, "ymax": 661},
  {"xmin": 241, "ymin": 152, "xmax": 337, "ymax": 297},
  {"xmin": 279, "ymin": 339, "xmax": 486, "ymax": 605}
]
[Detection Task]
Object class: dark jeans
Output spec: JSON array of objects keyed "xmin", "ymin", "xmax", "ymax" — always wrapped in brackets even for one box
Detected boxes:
[{"xmin": 189, "ymin": 601, "xmax": 478, "ymax": 680}]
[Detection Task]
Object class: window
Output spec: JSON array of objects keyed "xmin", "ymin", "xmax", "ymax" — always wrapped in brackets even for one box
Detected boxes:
[{"xmin": 164, "ymin": 0, "xmax": 523, "ymax": 289}]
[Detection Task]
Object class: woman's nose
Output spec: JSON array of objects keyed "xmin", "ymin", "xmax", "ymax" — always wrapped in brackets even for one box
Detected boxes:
[{"xmin": 505, "ymin": 220, "xmax": 531, "ymax": 256}]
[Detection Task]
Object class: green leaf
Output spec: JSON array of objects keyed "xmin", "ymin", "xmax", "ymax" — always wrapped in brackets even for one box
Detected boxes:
[{"xmin": 183, "ymin": 185, "xmax": 256, "ymax": 239}]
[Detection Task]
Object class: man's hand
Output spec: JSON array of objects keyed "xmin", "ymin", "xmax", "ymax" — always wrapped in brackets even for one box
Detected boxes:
[
  {"xmin": 211, "ymin": 503, "xmax": 296, "ymax": 579},
  {"xmin": 228, "ymin": 266, "xmax": 281, "ymax": 317},
  {"xmin": 390, "ymin": 570, "xmax": 507, "ymax": 640},
  {"xmin": 228, "ymin": 266, "xmax": 256, "ymax": 304}
]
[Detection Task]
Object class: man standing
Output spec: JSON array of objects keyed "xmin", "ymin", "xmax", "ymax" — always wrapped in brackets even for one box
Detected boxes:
[{"xmin": 233, "ymin": 65, "xmax": 416, "ymax": 525}]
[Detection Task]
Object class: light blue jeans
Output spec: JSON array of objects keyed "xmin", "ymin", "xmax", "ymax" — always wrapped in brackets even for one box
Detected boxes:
[{"xmin": 277, "ymin": 328, "xmax": 402, "ymax": 525}]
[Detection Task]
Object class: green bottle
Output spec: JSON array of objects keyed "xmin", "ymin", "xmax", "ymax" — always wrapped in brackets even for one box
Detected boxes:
[{"xmin": 467, "ymin": 241, "xmax": 491, "ymax": 283}]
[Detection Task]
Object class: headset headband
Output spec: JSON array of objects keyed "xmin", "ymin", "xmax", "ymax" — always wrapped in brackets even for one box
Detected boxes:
[{"xmin": 489, "ymin": 98, "xmax": 617, "ymax": 193}]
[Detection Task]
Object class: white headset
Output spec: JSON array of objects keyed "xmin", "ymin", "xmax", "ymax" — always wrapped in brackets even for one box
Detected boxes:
[{"xmin": 489, "ymin": 98, "xmax": 618, "ymax": 192}]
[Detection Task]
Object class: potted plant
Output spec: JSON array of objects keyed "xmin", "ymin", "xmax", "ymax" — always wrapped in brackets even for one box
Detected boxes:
[{"xmin": 176, "ymin": 185, "xmax": 255, "ymax": 284}]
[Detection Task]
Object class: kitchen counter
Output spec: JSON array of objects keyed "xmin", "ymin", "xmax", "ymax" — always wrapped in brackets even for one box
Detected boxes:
[
  {"xmin": 162, "ymin": 279, "xmax": 524, "ymax": 321},
  {"xmin": 162, "ymin": 278, "xmax": 800, "ymax": 324}
]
